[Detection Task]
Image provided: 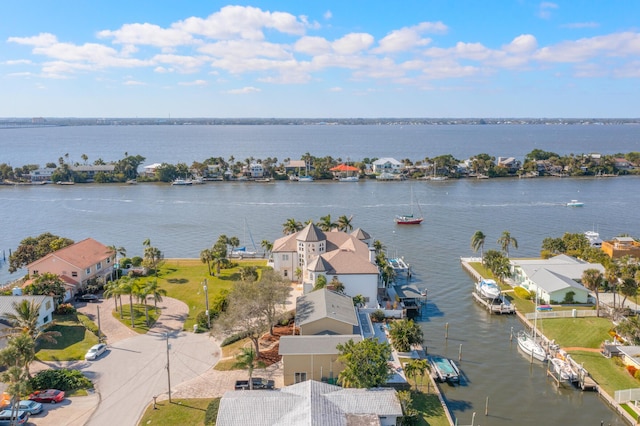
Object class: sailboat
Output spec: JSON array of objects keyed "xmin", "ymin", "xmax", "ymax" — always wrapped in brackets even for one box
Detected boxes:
[
  {"xmin": 395, "ymin": 187, "xmax": 424, "ymax": 225},
  {"xmin": 231, "ymin": 219, "xmax": 258, "ymax": 258},
  {"xmin": 517, "ymin": 292, "xmax": 547, "ymax": 362}
]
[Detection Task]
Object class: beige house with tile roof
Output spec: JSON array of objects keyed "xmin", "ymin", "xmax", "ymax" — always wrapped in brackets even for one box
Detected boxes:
[
  {"xmin": 26, "ymin": 238, "xmax": 114, "ymax": 300},
  {"xmin": 269, "ymin": 224, "xmax": 379, "ymax": 307}
]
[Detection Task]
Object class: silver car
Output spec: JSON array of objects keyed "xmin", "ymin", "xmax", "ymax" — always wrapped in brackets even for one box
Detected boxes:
[
  {"xmin": 17, "ymin": 400, "xmax": 42, "ymax": 415},
  {"xmin": 84, "ymin": 343, "xmax": 107, "ymax": 360}
]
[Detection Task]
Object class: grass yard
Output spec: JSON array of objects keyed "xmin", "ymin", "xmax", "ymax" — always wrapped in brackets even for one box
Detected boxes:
[
  {"xmin": 570, "ymin": 350, "xmax": 640, "ymax": 395},
  {"xmin": 138, "ymin": 398, "xmax": 214, "ymax": 426},
  {"xmin": 151, "ymin": 259, "xmax": 268, "ymax": 331},
  {"xmin": 112, "ymin": 303, "xmax": 161, "ymax": 333},
  {"xmin": 411, "ymin": 391, "xmax": 450, "ymax": 426},
  {"xmin": 538, "ymin": 317, "xmax": 613, "ymax": 348},
  {"xmin": 36, "ymin": 315, "xmax": 99, "ymax": 361}
]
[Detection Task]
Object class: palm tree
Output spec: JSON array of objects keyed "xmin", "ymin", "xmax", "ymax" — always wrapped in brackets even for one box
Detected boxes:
[
  {"xmin": 1, "ymin": 300, "xmax": 60, "ymax": 345},
  {"xmin": 261, "ymin": 240, "xmax": 273, "ymax": 257},
  {"xmin": 282, "ymin": 218, "xmax": 302, "ymax": 235},
  {"xmin": 372, "ymin": 240, "xmax": 385, "ymax": 255},
  {"xmin": 497, "ymin": 231, "xmax": 518, "ymax": 257},
  {"xmin": 118, "ymin": 276, "xmax": 137, "ymax": 327},
  {"xmin": 200, "ymin": 248, "xmax": 213, "ymax": 276},
  {"xmin": 107, "ymin": 245, "xmax": 126, "ymax": 280},
  {"xmin": 582, "ymin": 268, "xmax": 604, "ymax": 317},
  {"xmin": 404, "ymin": 358, "xmax": 428, "ymax": 389},
  {"xmin": 317, "ymin": 214, "xmax": 337, "ymax": 232},
  {"xmin": 103, "ymin": 279, "xmax": 123, "ymax": 317},
  {"xmin": 232, "ymin": 347, "xmax": 265, "ymax": 390},
  {"xmin": 0, "ymin": 365, "xmax": 29, "ymax": 422},
  {"xmin": 337, "ymin": 215, "xmax": 353, "ymax": 232},
  {"xmin": 145, "ymin": 279, "xmax": 167, "ymax": 314},
  {"xmin": 470, "ymin": 231, "xmax": 486, "ymax": 262},
  {"xmin": 0, "ymin": 333, "xmax": 35, "ymax": 378}
]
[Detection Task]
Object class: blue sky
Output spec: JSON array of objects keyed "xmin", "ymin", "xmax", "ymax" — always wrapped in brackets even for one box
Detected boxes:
[{"xmin": 2, "ymin": 1, "xmax": 639, "ymax": 118}]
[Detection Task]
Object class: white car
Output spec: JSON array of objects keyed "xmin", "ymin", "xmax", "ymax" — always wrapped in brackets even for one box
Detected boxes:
[{"xmin": 84, "ymin": 343, "xmax": 107, "ymax": 360}]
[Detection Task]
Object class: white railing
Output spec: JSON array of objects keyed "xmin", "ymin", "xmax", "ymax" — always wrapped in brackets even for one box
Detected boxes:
[{"xmin": 525, "ymin": 309, "xmax": 598, "ymax": 320}]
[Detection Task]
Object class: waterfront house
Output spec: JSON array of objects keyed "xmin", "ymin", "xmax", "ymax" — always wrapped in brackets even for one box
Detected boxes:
[
  {"xmin": 372, "ymin": 158, "xmax": 403, "ymax": 174},
  {"xmin": 614, "ymin": 158, "xmax": 634, "ymax": 170},
  {"xmin": 602, "ymin": 237, "xmax": 640, "ymax": 259},
  {"xmin": 510, "ymin": 255, "xmax": 603, "ymax": 304},
  {"xmin": 0, "ymin": 295, "xmax": 55, "ymax": 328},
  {"xmin": 26, "ymin": 238, "xmax": 114, "ymax": 300},
  {"xmin": 269, "ymin": 224, "xmax": 379, "ymax": 307},
  {"xmin": 248, "ymin": 162, "xmax": 264, "ymax": 178},
  {"xmin": 615, "ymin": 346, "xmax": 640, "ymax": 370},
  {"xmin": 28, "ymin": 167, "xmax": 56, "ymax": 183},
  {"xmin": 70, "ymin": 164, "xmax": 116, "ymax": 181},
  {"xmin": 216, "ymin": 380, "xmax": 402, "ymax": 426},
  {"xmin": 497, "ymin": 157, "xmax": 522, "ymax": 173},
  {"xmin": 142, "ymin": 163, "xmax": 162, "ymax": 177}
]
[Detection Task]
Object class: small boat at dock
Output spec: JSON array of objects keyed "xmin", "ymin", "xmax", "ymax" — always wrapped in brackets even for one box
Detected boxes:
[
  {"xmin": 476, "ymin": 278, "xmax": 500, "ymax": 299},
  {"xmin": 549, "ymin": 357, "xmax": 577, "ymax": 383},
  {"xmin": 429, "ymin": 355, "xmax": 461, "ymax": 383},
  {"xmin": 517, "ymin": 330, "xmax": 547, "ymax": 362}
]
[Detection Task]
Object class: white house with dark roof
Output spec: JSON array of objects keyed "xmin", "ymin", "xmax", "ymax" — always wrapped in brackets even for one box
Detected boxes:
[
  {"xmin": 269, "ymin": 224, "xmax": 379, "ymax": 307},
  {"xmin": 216, "ymin": 380, "xmax": 402, "ymax": 426},
  {"xmin": 510, "ymin": 254, "xmax": 604, "ymax": 304},
  {"xmin": 372, "ymin": 157, "xmax": 403, "ymax": 174}
]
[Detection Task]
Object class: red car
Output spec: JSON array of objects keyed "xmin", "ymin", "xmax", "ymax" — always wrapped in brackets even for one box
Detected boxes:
[{"xmin": 28, "ymin": 389, "xmax": 65, "ymax": 404}]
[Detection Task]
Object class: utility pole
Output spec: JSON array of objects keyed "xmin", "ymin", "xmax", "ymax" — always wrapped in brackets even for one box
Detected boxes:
[
  {"xmin": 97, "ymin": 306, "xmax": 102, "ymax": 342},
  {"xmin": 166, "ymin": 332, "xmax": 172, "ymax": 403},
  {"xmin": 203, "ymin": 279, "xmax": 210, "ymax": 329}
]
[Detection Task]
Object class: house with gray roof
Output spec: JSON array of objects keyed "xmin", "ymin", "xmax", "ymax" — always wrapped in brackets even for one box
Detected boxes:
[
  {"xmin": 510, "ymin": 254, "xmax": 603, "ymax": 304},
  {"xmin": 269, "ymin": 224, "xmax": 379, "ymax": 307},
  {"xmin": 216, "ymin": 380, "xmax": 402, "ymax": 426},
  {"xmin": 0, "ymin": 295, "xmax": 55, "ymax": 328}
]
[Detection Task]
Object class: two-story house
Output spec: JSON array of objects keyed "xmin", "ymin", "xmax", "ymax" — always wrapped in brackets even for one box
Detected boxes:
[{"xmin": 26, "ymin": 238, "xmax": 114, "ymax": 301}]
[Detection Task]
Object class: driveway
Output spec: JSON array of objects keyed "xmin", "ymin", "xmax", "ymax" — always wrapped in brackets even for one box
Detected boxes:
[{"xmin": 30, "ymin": 296, "xmax": 220, "ymax": 426}]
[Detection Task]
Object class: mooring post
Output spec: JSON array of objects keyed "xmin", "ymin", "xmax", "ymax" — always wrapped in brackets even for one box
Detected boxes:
[
  {"xmin": 445, "ymin": 322, "xmax": 449, "ymax": 340},
  {"xmin": 458, "ymin": 344, "xmax": 462, "ymax": 362},
  {"xmin": 485, "ymin": 396, "xmax": 489, "ymax": 415}
]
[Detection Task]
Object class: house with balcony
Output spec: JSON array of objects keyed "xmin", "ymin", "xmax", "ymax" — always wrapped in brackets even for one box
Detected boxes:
[
  {"xmin": 372, "ymin": 158, "xmax": 403, "ymax": 174},
  {"xmin": 269, "ymin": 224, "xmax": 379, "ymax": 307},
  {"xmin": 26, "ymin": 238, "xmax": 114, "ymax": 301},
  {"xmin": 28, "ymin": 168, "xmax": 56, "ymax": 183},
  {"xmin": 70, "ymin": 165, "xmax": 116, "ymax": 181}
]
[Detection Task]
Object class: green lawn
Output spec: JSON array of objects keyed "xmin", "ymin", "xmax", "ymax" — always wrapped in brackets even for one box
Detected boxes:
[
  {"xmin": 36, "ymin": 315, "xmax": 99, "ymax": 361},
  {"xmin": 138, "ymin": 398, "xmax": 214, "ymax": 426},
  {"xmin": 411, "ymin": 391, "xmax": 449, "ymax": 426},
  {"xmin": 571, "ymin": 351, "xmax": 640, "ymax": 395},
  {"xmin": 111, "ymin": 303, "xmax": 160, "ymax": 333},
  {"xmin": 152, "ymin": 259, "xmax": 268, "ymax": 331},
  {"xmin": 538, "ymin": 317, "xmax": 613, "ymax": 348}
]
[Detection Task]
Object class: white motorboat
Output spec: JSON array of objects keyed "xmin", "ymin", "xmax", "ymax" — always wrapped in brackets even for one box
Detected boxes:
[
  {"xmin": 338, "ymin": 176, "xmax": 359, "ymax": 182},
  {"xmin": 476, "ymin": 279, "xmax": 501, "ymax": 299},
  {"xmin": 171, "ymin": 177, "xmax": 193, "ymax": 185},
  {"xmin": 549, "ymin": 357, "xmax": 577, "ymax": 382},
  {"xmin": 567, "ymin": 200, "xmax": 584, "ymax": 207},
  {"xmin": 584, "ymin": 230, "xmax": 602, "ymax": 248},
  {"xmin": 297, "ymin": 175, "xmax": 314, "ymax": 182},
  {"xmin": 517, "ymin": 330, "xmax": 547, "ymax": 362}
]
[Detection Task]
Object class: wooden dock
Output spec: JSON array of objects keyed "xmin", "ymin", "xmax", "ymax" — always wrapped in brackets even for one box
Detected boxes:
[{"xmin": 472, "ymin": 292, "xmax": 516, "ymax": 314}]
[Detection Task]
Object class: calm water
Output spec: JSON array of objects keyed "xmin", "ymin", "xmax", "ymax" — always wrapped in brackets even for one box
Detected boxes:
[{"xmin": 1, "ymin": 125, "xmax": 638, "ymax": 425}]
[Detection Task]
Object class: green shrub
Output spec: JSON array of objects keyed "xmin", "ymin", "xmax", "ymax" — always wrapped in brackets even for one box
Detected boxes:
[
  {"xmin": 204, "ymin": 398, "xmax": 221, "ymax": 425},
  {"xmin": 196, "ymin": 310, "xmax": 219, "ymax": 330},
  {"xmin": 77, "ymin": 313, "xmax": 100, "ymax": 338},
  {"xmin": 371, "ymin": 309, "xmax": 386, "ymax": 323},
  {"xmin": 278, "ymin": 310, "xmax": 295, "ymax": 326},
  {"xmin": 131, "ymin": 256, "xmax": 143, "ymax": 266},
  {"xmin": 221, "ymin": 331, "xmax": 250, "ymax": 347},
  {"xmin": 55, "ymin": 303, "xmax": 76, "ymax": 315},
  {"xmin": 29, "ymin": 369, "xmax": 92, "ymax": 392},
  {"xmin": 563, "ymin": 291, "xmax": 575, "ymax": 304},
  {"xmin": 513, "ymin": 286, "xmax": 531, "ymax": 299}
]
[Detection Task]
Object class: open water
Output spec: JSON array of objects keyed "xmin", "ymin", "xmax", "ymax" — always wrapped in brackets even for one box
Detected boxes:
[{"xmin": 1, "ymin": 124, "xmax": 639, "ymax": 424}]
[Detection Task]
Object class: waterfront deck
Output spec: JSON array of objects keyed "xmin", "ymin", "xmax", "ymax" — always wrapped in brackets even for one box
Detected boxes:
[{"xmin": 472, "ymin": 291, "xmax": 516, "ymax": 314}]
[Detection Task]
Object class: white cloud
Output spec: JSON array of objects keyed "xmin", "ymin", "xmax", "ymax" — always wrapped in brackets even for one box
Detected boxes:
[
  {"xmin": 123, "ymin": 80, "xmax": 146, "ymax": 85},
  {"xmin": 98, "ymin": 23, "xmax": 195, "ymax": 47},
  {"xmin": 332, "ymin": 33, "xmax": 374, "ymax": 55},
  {"xmin": 8, "ymin": 33, "xmax": 57, "ymax": 47},
  {"xmin": 152, "ymin": 54, "xmax": 208, "ymax": 73},
  {"xmin": 561, "ymin": 22, "xmax": 600, "ymax": 29},
  {"xmin": 324, "ymin": 10, "xmax": 332, "ymax": 20},
  {"xmin": 535, "ymin": 32, "xmax": 640, "ymax": 63},
  {"xmin": 329, "ymin": 86, "xmax": 342, "ymax": 92},
  {"xmin": 5, "ymin": 59, "xmax": 33, "ymax": 65},
  {"xmin": 199, "ymin": 40, "xmax": 293, "ymax": 59},
  {"xmin": 504, "ymin": 35, "xmax": 538, "ymax": 54},
  {"xmin": 373, "ymin": 22, "xmax": 446, "ymax": 54},
  {"xmin": 294, "ymin": 36, "xmax": 332, "ymax": 55},
  {"xmin": 178, "ymin": 79, "xmax": 208, "ymax": 86},
  {"xmin": 226, "ymin": 86, "xmax": 261, "ymax": 94},
  {"xmin": 176, "ymin": 5, "xmax": 306, "ymax": 41},
  {"xmin": 538, "ymin": 2, "xmax": 558, "ymax": 20}
]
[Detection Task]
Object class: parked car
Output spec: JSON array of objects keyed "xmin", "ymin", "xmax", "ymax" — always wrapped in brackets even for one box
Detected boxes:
[
  {"xmin": 28, "ymin": 389, "xmax": 65, "ymax": 404},
  {"xmin": 17, "ymin": 400, "xmax": 42, "ymax": 415},
  {"xmin": 0, "ymin": 410, "xmax": 29, "ymax": 425},
  {"xmin": 85, "ymin": 343, "xmax": 107, "ymax": 360},
  {"xmin": 234, "ymin": 377, "xmax": 275, "ymax": 390},
  {"xmin": 76, "ymin": 294, "xmax": 99, "ymax": 303}
]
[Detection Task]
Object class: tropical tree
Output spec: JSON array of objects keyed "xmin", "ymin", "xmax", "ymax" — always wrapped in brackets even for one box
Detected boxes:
[
  {"xmin": 107, "ymin": 244, "xmax": 127, "ymax": 280},
  {"xmin": 1, "ymin": 299, "xmax": 60, "ymax": 345},
  {"xmin": 232, "ymin": 347, "xmax": 266, "ymax": 390},
  {"xmin": 118, "ymin": 276, "xmax": 137, "ymax": 327},
  {"xmin": 403, "ymin": 358, "xmax": 429, "ymax": 389},
  {"xmin": 0, "ymin": 333, "xmax": 35, "ymax": 378},
  {"xmin": 388, "ymin": 319, "xmax": 424, "ymax": 352},
  {"xmin": 8, "ymin": 233, "xmax": 74, "ymax": 273},
  {"xmin": 329, "ymin": 276, "xmax": 345, "ymax": 294},
  {"xmin": 497, "ymin": 231, "xmax": 518, "ymax": 257},
  {"xmin": 337, "ymin": 215, "xmax": 353, "ymax": 232},
  {"xmin": 352, "ymin": 294, "xmax": 366, "ymax": 308},
  {"xmin": 239, "ymin": 266, "xmax": 258, "ymax": 282},
  {"xmin": 143, "ymin": 241, "xmax": 163, "ymax": 275},
  {"xmin": 211, "ymin": 238, "xmax": 229, "ymax": 275},
  {"xmin": 470, "ymin": 231, "xmax": 487, "ymax": 262},
  {"xmin": 582, "ymin": 268, "xmax": 604, "ymax": 317},
  {"xmin": 23, "ymin": 272, "xmax": 66, "ymax": 306},
  {"xmin": 103, "ymin": 279, "xmax": 123, "ymax": 317},
  {"xmin": 200, "ymin": 248, "xmax": 213, "ymax": 276},
  {"xmin": 336, "ymin": 338, "xmax": 392, "ymax": 388},
  {"xmin": 619, "ymin": 277, "xmax": 638, "ymax": 308},
  {"xmin": 313, "ymin": 275, "xmax": 327, "ymax": 291},
  {"xmin": 0, "ymin": 365, "xmax": 29, "ymax": 422},
  {"xmin": 317, "ymin": 214, "xmax": 337, "ymax": 232},
  {"xmin": 295, "ymin": 267, "xmax": 303, "ymax": 283},
  {"xmin": 372, "ymin": 240, "xmax": 385, "ymax": 255},
  {"xmin": 261, "ymin": 240, "xmax": 273, "ymax": 257},
  {"xmin": 282, "ymin": 218, "xmax": 302, "ymax": 235}
]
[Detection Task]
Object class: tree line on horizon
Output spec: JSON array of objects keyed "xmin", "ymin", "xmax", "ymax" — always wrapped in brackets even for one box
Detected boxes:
[{"xmin": 2, "ymin": 149, "xmax": 640, "ymax": 184}]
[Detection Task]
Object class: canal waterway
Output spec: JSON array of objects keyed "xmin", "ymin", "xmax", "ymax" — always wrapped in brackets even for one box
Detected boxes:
[{"xmin": 1, "ymin": 124, "xmax": 639, "ymax": 424}]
